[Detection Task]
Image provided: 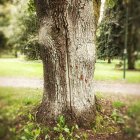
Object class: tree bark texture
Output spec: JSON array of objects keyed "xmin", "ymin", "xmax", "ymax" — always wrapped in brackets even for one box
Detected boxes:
[
  {"xmin": 127, "ymin": 0, "xmax": 139, "ymax": 70},
  {"xmin": 35, "ymin": 0, "xmax": 99, "ymax": 126}
]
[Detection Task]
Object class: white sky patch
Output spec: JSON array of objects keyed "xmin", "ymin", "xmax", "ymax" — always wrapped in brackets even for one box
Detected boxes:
[{"xmin": 99, "ymin": 0, "xmax": 106, "ymax": 23}]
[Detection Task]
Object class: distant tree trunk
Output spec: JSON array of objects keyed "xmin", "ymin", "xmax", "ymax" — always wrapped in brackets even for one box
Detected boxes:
[
  {"xmin": 127, "ymin": 0, "xmax": 138, "ymax": 70},
  {"xmin": 127, "ymin": 43, "xmax": 135, "ymax": 70},
  {"xmin": 108, "ymin": 57, "xmax": 111, "ymax": 63},
  {"xmin": 34, "ymin": 0, "xmax": 100, "ymax": 126},
  {"xmin": 127, "ymin": 29, "xmax": 135, "ymax": 70},
  {"xmin": 15, "ymin": 50, "xmax": 18, "ymax": 58}
]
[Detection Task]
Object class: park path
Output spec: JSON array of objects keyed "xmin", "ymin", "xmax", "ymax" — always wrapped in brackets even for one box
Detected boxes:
[{"xmin": 0, "ymin": 77, "xmax": 140, "ymax": 95}]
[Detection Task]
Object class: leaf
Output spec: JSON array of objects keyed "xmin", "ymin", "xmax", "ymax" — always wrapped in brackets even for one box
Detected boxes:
[
  {"xmin": 45, "ymin": 134, "xmax": 50, "ymax": 140},
  {"xmin": 75, "ymin": 124, "xmax": 79, "ymax": 130},
  {"xmin": 75, "ymin": 134, "xmax": 80, "ymax": 139},
  {"xmin": 63, "ymin": 127, "xmax": 70, "ymax": 133},
  {"xmin": 54, "ymin": 127, "xmax": 60, "ymax": 132}
]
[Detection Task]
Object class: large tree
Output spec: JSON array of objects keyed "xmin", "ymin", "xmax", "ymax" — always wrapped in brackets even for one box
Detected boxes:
[
  {"xmin": 126, "ymin": 0, "xmax": 140, "ymax": 69},
  {"xmin": 97, "ymin": 0, "xmax": 140, "ymax": 68},
  {"xmin": 97, "ymin": 0, "xmax": 125, "ymax": 63},
  {"xmin": 34, "ymin": 0, "xmax": 100, "ymax": 126}
]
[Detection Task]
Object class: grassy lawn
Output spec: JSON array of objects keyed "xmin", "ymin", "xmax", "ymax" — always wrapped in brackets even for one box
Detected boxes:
[
  {"xmin": 0, "ymin": 58, "xmax": 140, "ymax": 83},
  {"xmin": 0, "ymin": 87, "xmax": 42, "ymax": 120},
  {"xmin": 0, "ymin": 87, "xmax": 140, "ymax": 139},
  {"xmin": 0, "ymin": 87, "xmax": 42, "ymax": 139},
  {"xmin": 95, "ymin": 60, "xmax": 140, "ymax": 83},
  {"xmin": 0, "ymin": 58, "xmax": 43, "ymax": 78}
]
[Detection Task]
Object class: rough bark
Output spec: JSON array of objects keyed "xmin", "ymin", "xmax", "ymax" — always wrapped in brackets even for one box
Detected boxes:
[
  {"xmin": 127, "ymin": 0, "xmax": 139, "ymax": 70},
  {"xmin": 34, "ymin": 0, "xmax": 99, "ymax": 127}
]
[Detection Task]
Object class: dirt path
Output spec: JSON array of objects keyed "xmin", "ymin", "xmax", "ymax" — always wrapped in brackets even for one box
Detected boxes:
[{"xmin": 0, "ymin": 77, "xmax": 140, "ymax": 95}]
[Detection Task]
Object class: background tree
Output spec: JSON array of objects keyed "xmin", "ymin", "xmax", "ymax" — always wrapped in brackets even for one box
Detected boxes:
[
  {"xmin": 97, "ymin": 0, "xmax": 125, "ymax": 63},
  {"xmin": 0, "ymin": 0, "xmax": 40, "ymax": 59},
  {"xmin": 97, "ymin": 0, "xmax": 140, "ymax": 68},
  {"xmin": 7, "ymin": 0, "xmax": 40, "ymax": 59},
  {"xmin": 34, "ymin": 0, "xmax": 100, "ymax": 126},
  {"xmin": 0, "ymin": 0, "xmax": 10, "ymax": 55},
  {"xmin": 126, "ymin": 0, "xmax": 140, "ymax": 69},
  {"xmin": 0, "ymin": 31, "xmax": 7, "ymax": 54}
]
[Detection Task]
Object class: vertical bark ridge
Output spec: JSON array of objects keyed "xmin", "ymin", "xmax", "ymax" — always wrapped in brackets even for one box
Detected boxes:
[{"xmin": 64, "ymin": 20, "xmax": 73, "ymax": 115}]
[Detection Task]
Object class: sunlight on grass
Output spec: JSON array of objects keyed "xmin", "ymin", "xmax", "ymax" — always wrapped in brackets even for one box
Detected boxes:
[
  {"xmin": 0, "ymin": 87, "xmax": 42, "ymax": 120},
  {"xmin": 94, "ymin": 60, "xmax": 140, "ymax": 83},
  {"xmin": 0, "ymin": 87, "xmax": 42, "ymax": 139},
  {"xmin": 0, "ymin": 58, "xmax": 43, "ymax": 78},
  {"xmin": 0, "ymin": 87, "xmax": 42, "ymax": 105}
]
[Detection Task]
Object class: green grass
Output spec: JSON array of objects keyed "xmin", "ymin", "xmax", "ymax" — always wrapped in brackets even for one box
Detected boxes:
[
  {"xmin": 0, "ymin": 87, "xmax": 42, "ymax": 139},
  {"xmin": 94, "ymin": 60, "xmax": 140, "ymax": 83},
  {"xmin": 0, "ymin": 58, "xmax": 43, "ymax": 78},
  {"xmin": 0, "ymin": 87, "xmax": 139, "ymax": 139},
  {"xmin": 0, "ymin": 87, "xmax": 42, "ymax": 117},
  {"xmin": 0, "ymin": 58, "xmax": 139, "ymax": 83},
  {"xmin": 128, "ymin": 101, "xmax": 140, "ymax": 117},
  {"xmin": 112, "ymin": 101, "xmax": 125, "ymax": 109}
]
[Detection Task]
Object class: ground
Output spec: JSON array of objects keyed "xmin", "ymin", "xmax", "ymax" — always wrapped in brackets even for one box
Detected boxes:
[
  {"xmin": 0, "ymin": 77, "xmax": 140, "ymax": 95},
  {"xmin": 0, "ymin": 58, "xmax": 140, "ymax": 140},
  {"xmin": 0, "ymin": 87, "xmax": 140, "ymax": 140}
]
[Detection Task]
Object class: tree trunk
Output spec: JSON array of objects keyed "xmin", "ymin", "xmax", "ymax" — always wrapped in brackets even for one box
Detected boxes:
[
  {"xmin": 15, "ymin": 50, "xmax": 18, "ymax": 58},
  {"xmin": 127, "ymin": 47, "xmax": 135, "ymax": 70},
  {"xmin": 108, "ymin": 57, "xmax": 111, "ymax": 63},
  {"xmin": 127, "ymin": 0, "xmax": 137, "ymax": 70},
  {"xmin": 34, "ymin": 0, "xmax": 99, "ymax": 126},
  {"xmin": 127, "ymin": 24, "xmax": 136, "ymax": 70}
]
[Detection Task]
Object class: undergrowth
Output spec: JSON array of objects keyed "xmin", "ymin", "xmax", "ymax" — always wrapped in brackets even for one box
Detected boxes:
[{"xmin": 0, "ymin": 87, "xmax": 140, "ymax": 140}]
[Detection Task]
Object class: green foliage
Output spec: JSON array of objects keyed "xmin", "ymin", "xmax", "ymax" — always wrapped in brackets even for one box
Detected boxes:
[
  {"xmin": 123, "ymin": 127, "xmax": 137, "ymax": 137},
  {"xmin": 0, "ymin": 87, "xmax": 42, "ymax": 139},
  {"xmin": 106, "ymin": 0, "xmax": 117, "ymax": 8},
  {"xmin": 20, "ymin": 122, "xmax": 41, "ymax": 140},
  {"xmin": 92, "ymin": 111, "xmax": 119, "ymax": 134},
  {"xmin": 2, "ymin": 0, "xmax": 39, "ymax": 60},
  {"xmin": 97, "ymin": 0, "xmax": 125, "ymax": 61},
  {"xmin": 0, "ymin": 0, "xmax": 10, "ymax": 5},
  {"xmin": 124, "ymin": 101, "xmax": 140, "ymax": 138},
  {"xmin": 28, "ymin": 0, "xmax": 36, "ymax": 13},
  {"xmin": 111, "ymin": 100, "xmax": 127, "ymax": 125},
  {"xmin": 111, "ymin": 109, "xmax": 125, "ymax": 124},
  {"xmin": 17, "ymin": 0, "xmax": 39, "ymax": 60},
  {"xmin": 0, "ymin": 4, "xmax": 10, "ymax": 27},
  {"xmin": 97, "ymin": 0, "xmax": 140, "ymax": 69},
  {"xmin": 23, "ymin": 36, "xmax": 40, "ymax": 60},
  {"xmin": 127, "ymin": 102, "xmax": 140, "ymax": 117},
  {"xmin": 13, "ymin": 113, "xmax": 50, "ymax": 140},
  {"xmin": 112, "ymin": 101, "xmax": 125, "ymax": 109},
  {"xmin": 53, "ymin": 115, "xmax": 80, "ymax": 140}
]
